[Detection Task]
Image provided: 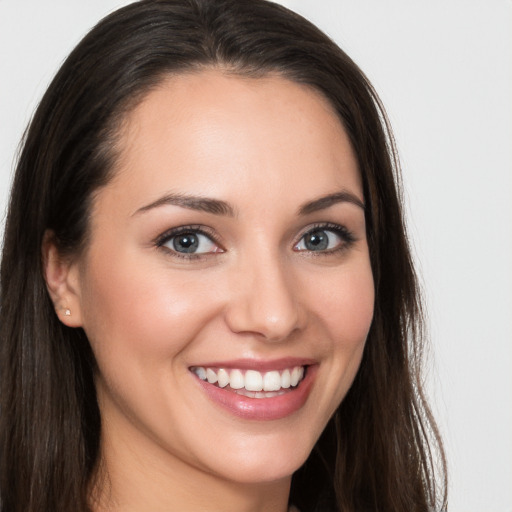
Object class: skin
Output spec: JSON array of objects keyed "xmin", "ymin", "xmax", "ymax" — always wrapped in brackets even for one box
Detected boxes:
[{"xmin": 45, "ymin": 70, "xmax": 375, "ymax": 512}]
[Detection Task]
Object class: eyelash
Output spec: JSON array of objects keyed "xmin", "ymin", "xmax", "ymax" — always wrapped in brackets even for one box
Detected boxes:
[
  {"xmin": 155, "ymin": 225, "xmax": 222, "ymax": 260},
  {"xmin": 154, "ymin": 222, "xmax": 356, "ymax": 260},
  {"xmin": 294, "ymin": 222, "xmax": 357, "ymax": 256}
]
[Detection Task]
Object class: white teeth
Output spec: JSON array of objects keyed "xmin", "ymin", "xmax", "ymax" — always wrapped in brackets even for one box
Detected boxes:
[
  {"xmin": 229, "ymin": 369, "xmax": 244, "ymax": 390},
  {"xmin": 217, "ymin": 368, "xmax": 229, "ymax": 388},
  {"xmin": 291, "ymin": 366, "xmax": 302, "ymax": 387},
  {"xmin": 206, "ymin": 368, "xmax": 218, "ymax": 384},
  {"xmin": 281, "ymin": 369, "xmax": 291, "ymax": 389},
  {"xmin": 263, "ymin": 370, "xmax": 281, "ymax": 391},
  {"xmin": 192, "ymin": 365, "xmax": 306, "ymax": 393},
  {"xmin": 195, "ymin": 366, "xmax": 206, "ymax": 380},
  {"xmin": 245, "ymin": 370, "xmax": 263, "ymax": 391}
]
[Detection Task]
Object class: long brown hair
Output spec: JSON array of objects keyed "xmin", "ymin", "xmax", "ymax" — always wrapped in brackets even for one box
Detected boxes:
[{"xmin": 0, "ymin": 1, "xmax": 447, "ymax": 510}]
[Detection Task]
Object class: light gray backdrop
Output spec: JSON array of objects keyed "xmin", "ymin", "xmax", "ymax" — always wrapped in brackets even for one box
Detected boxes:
[{"xmin": 1, "ymin": 1, "xmax": 511, "ymax": 511}]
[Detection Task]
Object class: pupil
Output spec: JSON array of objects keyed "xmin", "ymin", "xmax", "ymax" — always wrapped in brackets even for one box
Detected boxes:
[
  {"xmin": 173, "ymin": 233, "xmax": 199, "ymax": 253},
  {"xmin": 305, "ymin": 230, "xmax": 328, "ymax": 251}
]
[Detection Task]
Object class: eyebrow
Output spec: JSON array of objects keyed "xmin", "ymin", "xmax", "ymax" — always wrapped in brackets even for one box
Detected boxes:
[
  {"xmin": 134, "ymin": 189, "xmax": 364, "ymax": 218},
  {"xmin": 298, "ymin": 191, "xmax": 365, "ymax": 215},
  {"xmin": 134, "ymin": 193, "xmax": 236, "ymax": 217}
]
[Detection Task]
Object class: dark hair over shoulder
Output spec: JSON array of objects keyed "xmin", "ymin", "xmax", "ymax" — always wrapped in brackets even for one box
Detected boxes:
[{"xmin": 0, "ymin": 1, "xmax": 447, "ymax": 511}]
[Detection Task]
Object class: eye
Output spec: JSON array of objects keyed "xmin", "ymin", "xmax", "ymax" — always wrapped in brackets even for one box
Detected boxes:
[
  {"xmin": 157, "ymin": 227, "xmax": 222, "ymax": 256},
  {"xmin": 294, "ymin": 224, "xmax": 354, "ymax": 253}
]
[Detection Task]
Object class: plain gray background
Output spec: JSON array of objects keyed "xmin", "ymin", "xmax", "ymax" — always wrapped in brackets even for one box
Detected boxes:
[{"xmin": 1, "ymin": 1, "xmax": 511, "ymax": 510}]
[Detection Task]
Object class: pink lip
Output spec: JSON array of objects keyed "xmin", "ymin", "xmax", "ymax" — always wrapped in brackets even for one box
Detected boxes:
[
  {"xmin": 192, "ymin": 363, "xmax": 318, "ymax": 421},
  {"xmin": 191, "ymin": 357, "xmax": 316, "ymax": 372}
]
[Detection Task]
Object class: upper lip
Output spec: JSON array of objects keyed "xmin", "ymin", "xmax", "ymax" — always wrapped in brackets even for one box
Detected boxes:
[{"xmin": 189, "ymin": 357, "xmax": 316, "ymax": 372}]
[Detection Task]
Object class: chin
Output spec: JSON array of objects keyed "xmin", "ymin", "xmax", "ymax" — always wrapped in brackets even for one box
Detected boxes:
[{"xmin": 200, "ymin": 431, "xmax": 316, "ymax": 485}]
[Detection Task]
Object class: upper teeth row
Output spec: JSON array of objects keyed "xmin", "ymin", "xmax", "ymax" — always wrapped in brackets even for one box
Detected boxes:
[{"xmin": 192, "ymin": 366, "xmax": 305, "ymax": 392}]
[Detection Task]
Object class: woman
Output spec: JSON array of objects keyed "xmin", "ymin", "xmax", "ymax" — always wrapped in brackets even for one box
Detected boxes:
[{"xmin": 0, "ymin": 1, "xmax": 447, "ymax": 511}]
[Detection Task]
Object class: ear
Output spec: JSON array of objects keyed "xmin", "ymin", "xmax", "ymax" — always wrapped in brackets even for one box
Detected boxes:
[{"xmin": 42, "ymin": 231, "xmax": 83, "ymax": 328}]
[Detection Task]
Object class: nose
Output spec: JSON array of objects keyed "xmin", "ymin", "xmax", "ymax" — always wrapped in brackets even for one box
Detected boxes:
[{"xmin": 224, "ymin": 252, "xmax": 305, "ymax": 342}]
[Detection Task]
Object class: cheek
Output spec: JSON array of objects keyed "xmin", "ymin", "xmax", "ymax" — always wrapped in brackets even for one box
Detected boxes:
[
  {"xmin": 78, "ymin": 251, "xmax": 220, "ymax": 369},
  {"xmin": 305, "ymin": 258, "xmax": 374, "ymax": 408},
  {"xmin": 315, "ymin": 261, "xmax": 375, "ymax": 345}
]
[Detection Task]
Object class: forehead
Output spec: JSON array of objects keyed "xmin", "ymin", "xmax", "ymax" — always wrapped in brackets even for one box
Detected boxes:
[{"xmin": 103, "ymin": 70, "xmax": 362, "ymax": 214}]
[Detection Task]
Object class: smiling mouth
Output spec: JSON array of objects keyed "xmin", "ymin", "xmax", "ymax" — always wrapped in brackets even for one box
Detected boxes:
[{"xmin": 190, "ymin": 366, "xmax": 306, "ymax": 399}]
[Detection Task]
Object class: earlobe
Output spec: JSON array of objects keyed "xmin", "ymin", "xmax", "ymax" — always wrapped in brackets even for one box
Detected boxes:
[{"xmin": 42, "ymin": 231, "xmax": 83, "ymax": 328}]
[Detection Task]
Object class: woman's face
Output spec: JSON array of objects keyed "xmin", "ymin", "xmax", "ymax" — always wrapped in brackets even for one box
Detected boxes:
[{"xmin": 70, "ymin": 71, "xmax": 374, "ymax": 485}]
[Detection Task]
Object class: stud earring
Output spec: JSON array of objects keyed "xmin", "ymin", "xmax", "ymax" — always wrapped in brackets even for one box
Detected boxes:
[{"xmin": 58, "ymin": 305, "xmax": 71, "ymax": 316}]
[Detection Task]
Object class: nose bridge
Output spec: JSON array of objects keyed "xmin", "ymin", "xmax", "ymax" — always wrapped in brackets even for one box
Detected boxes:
[{"xmin": 225, "ymin": 246, "xmax": 302, "ymax": 341}]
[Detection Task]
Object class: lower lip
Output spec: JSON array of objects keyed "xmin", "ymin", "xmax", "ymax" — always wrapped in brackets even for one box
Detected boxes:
[{"xmin": 194, "ymin": 366, "xmax": 317, "ymax": 421}]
